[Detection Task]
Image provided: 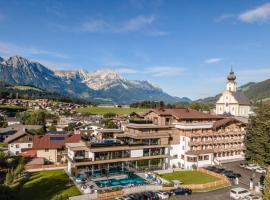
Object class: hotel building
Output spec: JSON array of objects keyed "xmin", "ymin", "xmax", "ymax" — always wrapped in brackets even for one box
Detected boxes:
[{"xmin": 66, "ymin": 108, "xmax": 247, "ymax": 175}]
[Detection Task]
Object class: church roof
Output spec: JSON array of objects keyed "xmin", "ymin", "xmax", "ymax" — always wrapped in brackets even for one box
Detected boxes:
[{"xmin": 232, "ymin": 91, "xmax": 250, "ymax": 105}]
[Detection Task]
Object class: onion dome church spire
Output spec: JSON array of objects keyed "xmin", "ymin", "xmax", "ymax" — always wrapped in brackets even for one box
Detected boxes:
[{"xmin": 227, "ymin": 67, "xmax": 236, "ymax": 81}]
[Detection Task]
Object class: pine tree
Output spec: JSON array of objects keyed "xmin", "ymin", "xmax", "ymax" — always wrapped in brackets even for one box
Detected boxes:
[
  {"xmin": 263, "ymin": 167, "xmax": 270, "ymax": 200},
  {"xmin": 4, "ymin": 170, "xmax": 14, "ymax": 185},
  {"xmin": 245, "ymin": 103, "xmax": 270, "ymax": 165}
]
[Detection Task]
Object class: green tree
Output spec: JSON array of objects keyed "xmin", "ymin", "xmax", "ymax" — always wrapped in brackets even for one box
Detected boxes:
[
  {"xmin": 0, "ymin": 184, "xmax": 15, "ymax": 200},
  {"xmin": 52, "ymin": 194, "xmax": 69, "ymax": 200},
  {"xmin": 0, "ymin": 115, "xmax": 8, "ymax": 128},
  {"xmin": 103, "ymin": 112, "xmax": 116, "ymax": 118},
  {"xmin": 14, "ymin": 163, "xmax": 24, "ymax": 178},
  {"xmin": 64, "ymin": 122, "xmax": 78, "ymax": 131},
  {"xmin": 245, "ymin": 103, "xmax": 270, "ymax": 165},
  {"xmin": 264, "ymin": 167, "xmax": 270, "ymax": 200},
  {"xmin": 48, "ymin": 125, "xmax": 57, "ymax": 131},
  {"xmin": 0, "ymin": 151, "xmax": 7, "ymax": 169},
  {"xmin": 4, "ymin": 170, "xmax": 14, "ymax": 185},
  {"xmin": 101, "ymin": 119, "xmax": 118, "ymax": 129}
]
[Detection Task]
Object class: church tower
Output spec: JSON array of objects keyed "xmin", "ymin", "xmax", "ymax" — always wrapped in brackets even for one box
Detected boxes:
[
  {"xmin": 226, "ymin": 68, "xmax": 237, "ymax": 92},
  {"xmin": 215, "ymin": 68, "xmax": 251, "ymax": 117}
]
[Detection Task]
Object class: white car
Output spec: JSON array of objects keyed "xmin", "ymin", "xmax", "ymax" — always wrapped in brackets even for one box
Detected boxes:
[
  {"xmin": 256, "ymin": 167, "xmax": 266, "ymax": 174},
  {"xmin": 156, "ymin": 191, "xmax": 170, "ymax": 199},
  {"xmin": 246, "ymin": 164, "xmax": 260, "ymax": 170},
  {"xmin": 230, "ymin": 187, "xmax": 250, "ymax": 200},
  {"xmin": 243, "ymin": 194, "xmax": 262, "ymax": 200}
]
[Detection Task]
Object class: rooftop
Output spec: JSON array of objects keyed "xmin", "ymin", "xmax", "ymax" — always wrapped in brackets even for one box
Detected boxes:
[{"xmin": 148, "ymin": 108, "xmax": 223, "ymax": 120}]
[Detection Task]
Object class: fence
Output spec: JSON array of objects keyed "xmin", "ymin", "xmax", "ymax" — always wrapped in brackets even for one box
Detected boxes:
[
  {"xmin": 25, "ymin": 163, "xmax": 67, "ymax": 170},
  {"xmin": 163, "ymin": 168, "xmax": 230, "ymax": 190}
]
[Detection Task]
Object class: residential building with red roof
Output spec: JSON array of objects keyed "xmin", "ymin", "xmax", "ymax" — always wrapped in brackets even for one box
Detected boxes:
[{"xmin": 32, "ymin": 134, "xmax": 81, "ymax": 163}]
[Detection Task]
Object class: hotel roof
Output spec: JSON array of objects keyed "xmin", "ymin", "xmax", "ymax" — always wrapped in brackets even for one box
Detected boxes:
[{"xmin": 147, "ymin": 108, "xmax": 223, "ymax": 120}]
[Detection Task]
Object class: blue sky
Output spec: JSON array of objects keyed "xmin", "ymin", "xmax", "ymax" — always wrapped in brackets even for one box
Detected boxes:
[{"xmin": 1, "ymin": 0, "xmax": 270, "ymax": 100}]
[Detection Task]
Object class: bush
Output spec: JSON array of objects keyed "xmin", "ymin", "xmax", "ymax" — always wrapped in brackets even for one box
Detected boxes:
[
  {"xmin": 192, "ymin": 164, "xmax": 197, "ymax": 170},
  {"xmin": 103, "ymin": 112, "xmax": 116, "ymax": 118},
  {"xmin": 98, "ymin": 187, "xmax": 122, "ymax": 194},
  {"xmin": 52, "ymin": 194, "xmax": 69, "ymax": 200}
]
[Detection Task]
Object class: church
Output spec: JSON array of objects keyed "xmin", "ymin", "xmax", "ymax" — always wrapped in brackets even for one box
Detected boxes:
[{"xmin": 215, "ymin": 69, "xmax": 251, "ymax": 117}]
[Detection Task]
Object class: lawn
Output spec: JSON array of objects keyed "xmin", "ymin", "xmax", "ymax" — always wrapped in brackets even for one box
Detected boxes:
[
  {"xmin": 159, "ymin": 171, "xmax": 220, "ymax": 184},
  {"xmin": 18, "ymin": 170, "xmax": 80, "ymax": 200},
  {"xmin": 76, "ymin": 106, "xmax": 149, "ymax": 115}
]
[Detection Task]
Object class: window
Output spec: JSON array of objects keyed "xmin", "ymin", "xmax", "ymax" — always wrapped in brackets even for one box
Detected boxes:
[
  {"xmin": 181, "ymin": 155, "xmax": 185, "ymax": 159},
  {"xmin": 198, "ymin": 156, "xmax": 203, "ymax": 161},
  {"xmin": 45, "ymin": 149, "xmax": 49, "ymax": 152},
  {"xmin": 15, "ymin": 144, "xmax": 19, "ymax": 148},
  {"xmin": 204, "ymin": 155, "xmax": 209, "ymax": 160},
  {"xmin": 28, "ymin": 144, "xmax": 31, "ymax": 148},
  {"xmin": 182, "ymin": 146, "xmax": 185, "ymax": 150},
  {"xmin": 182, "ymin": 137, "xmax": 185, "ymax": 141}
]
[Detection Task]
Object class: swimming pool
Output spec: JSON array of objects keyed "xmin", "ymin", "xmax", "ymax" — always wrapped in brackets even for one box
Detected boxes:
[{"xmin": 95, "ymin": 174, "xmax": 144, "ymax": 187}]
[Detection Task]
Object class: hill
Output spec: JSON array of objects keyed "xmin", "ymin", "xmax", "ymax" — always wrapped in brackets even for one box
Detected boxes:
[
  {"xmin": 197, "ymin": 79, "xmax": 270, "ymax": 105},
  {"xmin": 0, "ymin": 82, "xmax": 88, "ymax": 104}
]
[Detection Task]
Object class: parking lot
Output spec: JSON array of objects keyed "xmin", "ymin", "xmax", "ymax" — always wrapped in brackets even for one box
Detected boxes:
[
  {"xmin": 223, "ymin": 161, "xmax": 262, "ymax": 189},
  {"xmin": 173, "ymin": 161, "xmax": 264, "ymax": 200}
]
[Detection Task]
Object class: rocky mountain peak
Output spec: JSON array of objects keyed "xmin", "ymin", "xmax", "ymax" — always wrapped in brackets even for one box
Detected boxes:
[
  {"xmin": 90, "ymin": 69, "xmax": 122, "ymax": 80},
  {"xmin": 0, "ymin": 56, "xmax": 4, "ymax": 63},
  {"xmin": 4, "ymin": 55, "xmax": 30, "ymax": 67}
]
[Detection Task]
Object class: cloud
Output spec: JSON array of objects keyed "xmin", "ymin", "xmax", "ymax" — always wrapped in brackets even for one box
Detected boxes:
[
  {"xmin": 78, "ymin": 15, "xmax": 155, "ymax": 33},
  {"xmin": 56, "ymin": 15, "xmax": 166, "ymax": 36},
  {"xmin": 145, "ymin": 66, "xmax": 186, "ymax": 77},
  {"xmin": 214, "ymin": 14, "xmax": 235, "ymax": 23},
  {"xmin": 0, "ymin": 41, "xmax": 68, "ymax": 59},
  {"xmin": 204, "ymin": 58, "xmax": 223, "ymax": 64},
  {"xmin": 239, "ymin": 3, "xmax": 270, "ymax": 23},
  {"xmin": 80, "ymin": 19, "xmax": 110, "ymax": 33},
  {"xmin": 118, "ymin": 15, "xmax": 155, "ymax": 32},
  {"xmin": 116, "ymin": 66, "xmax": 186, "ymax": 77}
]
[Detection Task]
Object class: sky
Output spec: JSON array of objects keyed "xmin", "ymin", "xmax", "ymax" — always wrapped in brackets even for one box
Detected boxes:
[{"xmin": 1, "ymin": 0, "xmax": 270, "ymax": 100}]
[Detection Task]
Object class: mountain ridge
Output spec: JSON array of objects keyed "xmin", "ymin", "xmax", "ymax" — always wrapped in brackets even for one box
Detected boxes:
[
  {"xmin": 196, "ymin": 79, "xmax": 270, "ymax": 105},
  {"xmin": 0, "ymin": 55, "xmax": 190, "ymax": 104}
]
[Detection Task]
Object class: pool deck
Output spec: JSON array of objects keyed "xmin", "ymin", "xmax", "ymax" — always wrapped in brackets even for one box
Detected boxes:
[{"xmin": 73, "ymin": 173, "xmax": 148, "ymax": 194}]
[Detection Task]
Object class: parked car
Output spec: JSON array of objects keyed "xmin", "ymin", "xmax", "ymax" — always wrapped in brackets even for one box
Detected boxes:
[
  {"xmin": 240, "ymin": 163, "xmax": 247, "ymax": 168},
  {"xmin": 75, "ymin": 175, "xmax": 87, "ymax": 183},
  {"xmin": 243, "ymin": 194, "xmax": 262, "ymax": 200},
  {"xmin": 171, "ymin": 188, "xmax": 192, "ymax": 196},
  {"xmin": 119, "ymin": 196, "xmax": 132, "ymax": 200},
  {"xmin": 246, "ymin": 164, "xmax": 260, "ymax": 170},
  {"xmin": 230, "ymin": 187, "xmax": 250, "ymax": 199},
  {"xmin": 156, "ymin": 191, "xmax": 170, "ymax": 199},
  {"xmin": 256, "ymin": 167, "xmax": 266, "ymax": 174},
  {"xmin": 115, "ymin": 197, "xmax": 125, "ymax": 200}
]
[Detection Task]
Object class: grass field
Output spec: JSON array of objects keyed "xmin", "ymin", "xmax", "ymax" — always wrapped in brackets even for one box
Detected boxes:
[
  {"xmin": 10, "ymin": 85, "xmax": 43, "ymax": 92},
  {"xmin": 76, "ymin": 106, "xmax": 149, "ymax": 115},
  {"xmin": 159, "ymin": 171, "xmax": 220, "ymax": 184},
  {"xmin": 0, "ymin": 105, "xmax": 26, "ymax": 109},
  {"xmin": 18, "ymin": 170, "xmax": 80, "ymax": 200}
]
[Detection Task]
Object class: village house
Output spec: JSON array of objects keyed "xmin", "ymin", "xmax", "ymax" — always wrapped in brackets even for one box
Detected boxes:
[{"xmin": 32, "ymin": 134, "xmax": 81, "ymax": 163}]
